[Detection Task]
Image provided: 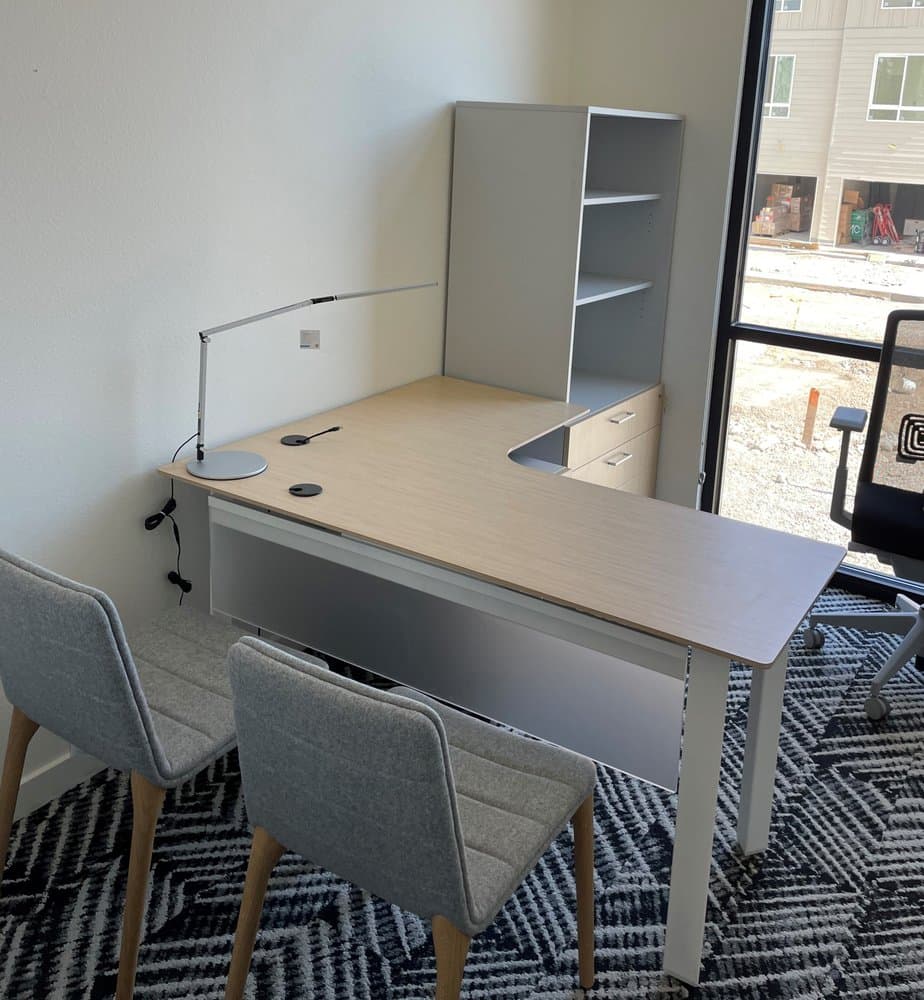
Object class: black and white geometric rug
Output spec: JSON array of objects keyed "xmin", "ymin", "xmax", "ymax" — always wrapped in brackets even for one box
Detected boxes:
[{"xmin": 2, "ymin": 588, "xmax": 923, "ymax": 998}]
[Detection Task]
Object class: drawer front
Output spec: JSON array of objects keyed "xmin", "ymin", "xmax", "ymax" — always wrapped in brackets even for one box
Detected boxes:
[
  {"xmin": 565, "ymin": 425, "xmax": 660, "ymax": 493},
  {"xmin": 565, "ymin": 384, "xmax": 663, "ymax": 469}
]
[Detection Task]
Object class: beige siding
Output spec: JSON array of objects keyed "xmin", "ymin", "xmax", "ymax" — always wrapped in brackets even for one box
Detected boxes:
[
  {"xmin": 773, "ymin": 0, "xmax": 848, "ymax": 31},
  {"xmin": 846, "ymin": 0, "xmax": 924, "ymax": 29},
  {"xmin": 827, "ymin": 31, "xmax": 924, "ymax": 183},
  {"xmin": 815, "ymin": 30, "xmax": 924, "ymax": 239},
  {"xmin": 758, "ymin": 33, "xmax": 843, "ymax": 177}
]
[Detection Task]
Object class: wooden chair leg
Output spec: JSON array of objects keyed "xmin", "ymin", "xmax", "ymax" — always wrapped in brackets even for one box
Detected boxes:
[
  {"xmin": 573, "ymin": 792, "xmax": 595, "ymax": 990},
  {"xmin": 225, "ymin": 826, "xmax": 286, "ymax": 1000},
  {"xmin": 0, "ymin": 707, "xmax": 40, "ymax": 887},
  {"xmin": 432, "ymin": 915, "xmax": 471, "ymax": 1000},
  {"xmin": 115, "ymin": 770, "xmax": 166, "ymax": 1000}
]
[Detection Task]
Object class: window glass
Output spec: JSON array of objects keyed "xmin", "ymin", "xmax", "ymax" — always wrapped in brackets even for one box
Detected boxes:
[
  {"xmin": 774, "ymin": 0, "xmax": 802, "ymax": 10},
  {"xmin": 739, "ymin": 17, "xmax": 924, "ymax": 342},
  {"xmin": 873, "ymin": 55, "xmax": 905, "ymax": 106},
  {"xmin": 773, "ymin": 54, "xmax": 795, "ymax": 103},
  {"xmin": 764, "ymin": 55, "xmax": 795, "ymax": 117},
  {"xmin": 713, "ymin": 0, "xmax": 924, "ymax": 594},
  {"xmin": 904, "ymin": 54, "xmax": 924, "ymax": 110},
  {"xmin": 719, "ymin": 346, "xmax": 887, "ymax": 575},
  {"xmin": 870, "ymin": 54, "xmax": 924, "ymax": 120}
]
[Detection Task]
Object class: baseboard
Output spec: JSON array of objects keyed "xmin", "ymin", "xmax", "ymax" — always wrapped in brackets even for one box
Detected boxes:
[{"xmin": 15, "ymin": 751, "xmax": 104, "ymax": 820}]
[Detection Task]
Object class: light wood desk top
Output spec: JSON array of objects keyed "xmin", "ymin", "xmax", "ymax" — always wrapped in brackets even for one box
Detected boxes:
[{"xmin": 161, "ymin": 376, "xmax": 844, "ymax": 667}]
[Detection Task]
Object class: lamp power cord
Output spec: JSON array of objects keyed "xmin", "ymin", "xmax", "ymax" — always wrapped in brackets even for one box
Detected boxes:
[{"xmin": 145, "ymin": 432, "xmax": 196, "ymax": 604}]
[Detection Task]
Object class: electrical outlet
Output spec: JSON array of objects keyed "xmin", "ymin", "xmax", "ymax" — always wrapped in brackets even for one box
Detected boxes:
[{"xmin": 300, "ymin": 329, "xmax": 321, "ymax": 350}]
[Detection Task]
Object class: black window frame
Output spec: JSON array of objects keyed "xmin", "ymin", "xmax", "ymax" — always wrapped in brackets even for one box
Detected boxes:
[{"xmin": 701, "ymin": 0, "xmax": 922, "ymax": 602}]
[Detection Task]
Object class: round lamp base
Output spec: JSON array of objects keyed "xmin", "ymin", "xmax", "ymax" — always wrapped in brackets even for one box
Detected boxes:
[{"xmin": 186, "ymin": 451, "xmax": 268, "ymax": 481}]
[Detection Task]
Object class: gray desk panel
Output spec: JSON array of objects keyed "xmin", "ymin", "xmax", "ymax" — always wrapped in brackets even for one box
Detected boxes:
[{"xmin": 210, "ymin": 518, "xmax": 686, "ymax": 791}]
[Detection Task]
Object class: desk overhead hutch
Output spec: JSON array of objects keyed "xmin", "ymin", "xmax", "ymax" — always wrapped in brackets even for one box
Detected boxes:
[{"xmin": 444, "ymin": 101, "xmax": 683, "ymax": 497}]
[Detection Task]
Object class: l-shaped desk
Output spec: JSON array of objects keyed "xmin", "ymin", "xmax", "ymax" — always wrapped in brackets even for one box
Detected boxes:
[{"xmin": 161, "ymin": 375, "xmax": 844, "ymax": 985}]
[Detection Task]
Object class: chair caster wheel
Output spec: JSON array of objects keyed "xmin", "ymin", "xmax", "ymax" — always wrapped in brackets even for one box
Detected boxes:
[
  {"xmin": 865, "ymin": 695, "xmax": 891, "ymax": 721},
  {"xmin": 803, "ymin": 627, "xmax": 825, "ymax": 650}
]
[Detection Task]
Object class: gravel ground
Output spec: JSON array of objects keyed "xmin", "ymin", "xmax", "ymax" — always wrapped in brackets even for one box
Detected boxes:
[
  {"xmin": 740, "ymin": 246, "xmax": 924, "ymax": 342},
  {"xmin": 719, "ymin": 246, "xmax": 924, "ymax": 577},
  {"xmin": 746, "ymin": 244, "xmax": 924, "ymax": 297}
]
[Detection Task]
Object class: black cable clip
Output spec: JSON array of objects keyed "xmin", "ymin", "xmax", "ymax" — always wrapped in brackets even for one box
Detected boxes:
[
  {"xmin": 167, "ymin": 571, "xmax": 193, "ymax": 594},
  {"xmin": 144, "ymin": 497, "xmax": 177, "ymax": 531}
]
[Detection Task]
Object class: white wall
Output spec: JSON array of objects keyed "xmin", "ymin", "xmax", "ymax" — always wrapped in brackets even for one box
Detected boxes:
[
  {"xmin": 2, "ymin": 0, "xmax": 752, "ymax": 812},
  {"xmin": 570, "ymin": 0, "xmax": 750, "ymax": 507},
  {"xmin": 0, "ymin": 0, "xmax": 573, "ymax": 807}
]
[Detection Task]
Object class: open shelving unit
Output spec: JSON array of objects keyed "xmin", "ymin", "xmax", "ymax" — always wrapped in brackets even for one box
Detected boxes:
[{"xmin": 444, "ymin": 102, "xmax": 683, "ymax": 491}]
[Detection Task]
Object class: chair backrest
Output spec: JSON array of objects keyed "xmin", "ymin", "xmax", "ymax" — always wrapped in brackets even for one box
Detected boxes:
[
  {"xmin": 0, "ymin": 549, "xmax": 167, "ymax": 783},
  {"xmin": 851, "ymin": 311, "xmax": 924, "ymax": 564},
  {"xmin": 859, "ymin": 309, "xmax": 924, "ymax": 494},
  {"xmin": 228, "ymin": 637, "xmax": 473, "ymax": 928}
]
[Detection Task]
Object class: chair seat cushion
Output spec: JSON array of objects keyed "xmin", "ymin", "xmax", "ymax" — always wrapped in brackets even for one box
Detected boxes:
[
  {"xmin": 392, "ymin": 688, "xmax": 596, "ymax": 933},
  {"xmin": 130, "ymin": 608, "xmax": 248, "ymax": 781},
  {"xmin": 854, "ymin": 482, "xmax": 924, "ymax": 561}
]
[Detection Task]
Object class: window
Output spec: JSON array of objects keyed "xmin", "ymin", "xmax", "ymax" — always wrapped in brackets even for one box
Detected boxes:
[
  {"xmin": 705, "ymin": 0, "xmax": 924, "ymax": 599},
  {"xmin": 868, "ymin": 54, "xmax": 924, "ymax": 121},
  {"xmin": 764, "ymin": 55, "xmax": 796, "ymax": 118},
  {"xmin": 882, "ymin": 0, "xmax": 924, "ymax": 9},
  {"xmin": 774, "ymin": 0, "xmax": 802, "ymax": 10}
]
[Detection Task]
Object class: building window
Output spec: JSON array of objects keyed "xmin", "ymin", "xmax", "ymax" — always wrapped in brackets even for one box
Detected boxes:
[
  {"xmin": 774, "ymin": 0, "xmax": 802, "ymax": 10},
  {"xmin": 868, "ymin": 54, "xmax": 924, "ymax": 121},
  {"xmin": 764, "ymin": 55, "xmax": 796, "ymax": 118},
  {"xmin": 882, "ymin": 1, "xmax": 924, "ymax": 9}
]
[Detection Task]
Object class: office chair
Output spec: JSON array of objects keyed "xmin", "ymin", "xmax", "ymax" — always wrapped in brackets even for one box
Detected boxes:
[
  {"xmin": 803, "ymin": 310, "xmax": 924, "ymax": 721},
  {"xmin": 224, "ymin": 637, "xmax": 597, "ymax": 1000},
  {"xmin": 0, "ymin": 549, "xmax": 249, "ymax": 998}
]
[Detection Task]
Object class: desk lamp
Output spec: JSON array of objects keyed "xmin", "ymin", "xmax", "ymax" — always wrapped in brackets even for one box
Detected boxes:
[{"xmin": 187, "ymin": 281, "xmax": 436, "ymax": 480}]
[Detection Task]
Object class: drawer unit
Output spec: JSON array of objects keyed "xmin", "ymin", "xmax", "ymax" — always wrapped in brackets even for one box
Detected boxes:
[
  {"xmin": 564, "ymin": 384, "xmax": 662, "ymax": 470},
  {"xmin": 565, "ymin": 424, "xmax": 660, "ymax": 492}
]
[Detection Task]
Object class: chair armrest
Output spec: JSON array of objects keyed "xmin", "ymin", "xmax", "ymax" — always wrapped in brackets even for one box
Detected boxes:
[
  {"xmin": 828, "ymin": 407, "xmax": 867, "ymax": 530},
  {"xmin": 830, "ymin": 406, "xmax": 867, "ymax": 433}
]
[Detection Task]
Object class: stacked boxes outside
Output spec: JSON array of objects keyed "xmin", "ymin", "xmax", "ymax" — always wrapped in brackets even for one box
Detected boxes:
[{"xmin": 752, "ymin": 183, "xmax": 814, "ymax": 237}]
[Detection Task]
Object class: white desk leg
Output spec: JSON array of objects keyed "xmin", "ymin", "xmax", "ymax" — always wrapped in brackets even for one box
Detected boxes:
[
  {"xmin": 737, "ymin": 648, "xmax": 788, "ymax": 856},
  {"xmin": 663, "ymin": 649, "xmax": 730, "ymax": 986}
]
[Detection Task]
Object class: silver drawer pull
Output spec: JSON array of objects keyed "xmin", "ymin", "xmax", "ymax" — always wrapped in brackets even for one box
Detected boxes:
[
  {"xmin": 605, "ymin": 452, "xmax": 632, "ymax": 468},
  {"xmin": 608, "ymin": 410, "xmax": 636, "ymax": 425}
]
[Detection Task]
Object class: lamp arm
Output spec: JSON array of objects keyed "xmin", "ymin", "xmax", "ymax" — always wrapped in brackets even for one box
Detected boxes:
[
  {"xmin": 196, "ymin": 281, "xmax": 436, "ymax": 340},
  {"xmin": 192, "ymin": 280, "xmax": 436, "ymax": 462}
]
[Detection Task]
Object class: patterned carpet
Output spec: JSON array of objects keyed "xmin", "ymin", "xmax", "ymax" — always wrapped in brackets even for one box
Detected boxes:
[{"xmin": 2, "ymin": 588, "xmax": 924, "ymax": 998}]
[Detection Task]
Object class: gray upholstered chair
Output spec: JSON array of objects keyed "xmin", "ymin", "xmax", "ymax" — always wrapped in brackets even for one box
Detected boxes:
[
  {"xmin": 224, "ymin": 637, "xmax": 597, "ymax": 1000},
  {"xmin": 0, "ymin": 549, "xmax": 248, "ymax": 999}
]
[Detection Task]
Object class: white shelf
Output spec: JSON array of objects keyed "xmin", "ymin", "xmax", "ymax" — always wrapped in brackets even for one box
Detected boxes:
[
  {"xmin": 570, "ymin": 370, "xmax": 657, "ymax": 415},
  {"xmin": 575, "ymin": 273, "xmax": 652, "ymax": 306},
  {"xmin": 584, "ymin": 190, "xmax": 661, "ymax": 206}
]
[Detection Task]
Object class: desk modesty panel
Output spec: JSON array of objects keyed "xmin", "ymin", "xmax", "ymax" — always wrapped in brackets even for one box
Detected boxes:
[
  {"xmin": 209, "ymin": 498, "xmax": 688, "ymax": 790},
  {"xmin": 161, "ymin": 376, "xmax": 845, "ymax": 667}
]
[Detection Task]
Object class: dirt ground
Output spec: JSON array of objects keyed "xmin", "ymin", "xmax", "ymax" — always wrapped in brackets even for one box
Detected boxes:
[
  {"xmin": 741, "ymin": 245, "xmax": 924, "ymax": 341},
  {"xmin": 719, "ymin": 244, "xmax": 924, "ymax": 577}
]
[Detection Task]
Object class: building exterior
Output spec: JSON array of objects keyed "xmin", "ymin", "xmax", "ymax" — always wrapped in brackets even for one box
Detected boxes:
[{"xmin": 757, "ymin": 0, "xmax": 924, "ymax": 244}]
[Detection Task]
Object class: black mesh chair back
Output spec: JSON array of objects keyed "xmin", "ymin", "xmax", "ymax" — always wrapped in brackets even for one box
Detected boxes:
[{"xmin": 854, "ymin": 310, "xmax": 924, "ymax": 561}]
